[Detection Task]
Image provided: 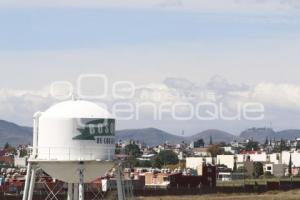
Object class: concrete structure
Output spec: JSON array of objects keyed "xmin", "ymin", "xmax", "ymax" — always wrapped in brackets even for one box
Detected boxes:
[
  {"xmin": 186, "ymin": 157, "xmax": 214, "ymax": 170},
  {"xmin": 282, "ymin": 151, "xmax": 300, "ymax": 167},
  {"xmin": 14, "ymin": 156, "xmax": 27, "ymax": 168},
  {"xmin": 145, "ymin": 165, "xmax": 216, "ymax": 188},
  {"xmin": 243, "ymin": 152, "xmax": 267, "ymax": 162},
  {"xmin": 192, "ymin": 148, "xmax": 210, "ymax": 157},
  {"xmin": 145, "ymin": 172, "xmax": 170, "ymax": 187},
  {"xmin": 217, "ymin": 155, "xmax": 235, "ymax": 169},
  {"xmin": 269, "ymin": 153, "xmax": 281, "ymax": 164},
  {"xmin": 265, "ymin": 163, "xmax": 273, "ymax": 174},
  {"xmin": 223, "ymin": 146, "xmax": 235, "ymax": 154},
  {"xmin": 273, "ymin": 164, "xmax": 286, "ymax": 176}
]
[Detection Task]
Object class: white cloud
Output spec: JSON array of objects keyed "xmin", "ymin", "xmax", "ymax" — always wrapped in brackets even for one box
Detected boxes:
[
  {"xmin": 0, "ymin": 88, "xmax": 53, "ymax": 125},
  {"xmin": 251, "ymin": 82, "xmax": 300, "ymax": 110},
  {"xmin": 2, "ymin": 76, "xmax": 300, "ymax": 133}
]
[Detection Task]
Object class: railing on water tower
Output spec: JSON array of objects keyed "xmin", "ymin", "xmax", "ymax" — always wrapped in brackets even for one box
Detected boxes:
[{"xmin": 28, "ymin": 146, "xmax": 116, "ymax": 161}]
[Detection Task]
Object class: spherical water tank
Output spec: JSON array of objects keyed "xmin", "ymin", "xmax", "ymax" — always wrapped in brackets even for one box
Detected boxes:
[{"xmin": 34, "ymin": 100, "xmax": 116, "ymax": 183}]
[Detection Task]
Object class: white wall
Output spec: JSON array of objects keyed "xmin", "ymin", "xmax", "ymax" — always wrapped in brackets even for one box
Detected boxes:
[
  {"xmin": 249, "ymin": 152, "xmax": 267, "ymax": 162},
  {"xmin": 186, "ymin": 157, "xmax": 214, "ymax": 169},
  {"xmin": 14, "ymin": 157, "xmax": 27, "ymax": 168},
  {"xmin": 217, "ymin": 155, "xmax": 234, "ymax": 169},
  {"xmin": 269, "ymin": 153, "xmax": 280, "ymax": 164},
  {"xmin": 282, "ymin": 151, "xmax": 300, "ymax": 167}
]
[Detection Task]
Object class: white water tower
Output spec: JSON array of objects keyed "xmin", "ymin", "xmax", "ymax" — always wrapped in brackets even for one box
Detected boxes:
[{"xmin": 22, "ymin": 100, "xmax": 118, "ymax": 200}]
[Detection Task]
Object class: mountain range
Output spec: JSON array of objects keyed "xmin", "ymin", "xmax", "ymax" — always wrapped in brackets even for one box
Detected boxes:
[
  {"xmin": 0, "ymin": 120, "xmax": 32, "ymax": 146},
  {"xmin": 0, "ymin": 119, "xmax": 300, "ymax": 147}
]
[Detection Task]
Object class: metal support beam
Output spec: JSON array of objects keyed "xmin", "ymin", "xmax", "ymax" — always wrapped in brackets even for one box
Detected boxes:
[
  {"xmin": 74, "ymin": 183, "xmax": 79, "ymax": 200},
  {"xmin": 28, "ymin": 167, "xmax": 37, "ymax": 200},
  {"xmin": 68, "ymin": 183, "xmax": 74, "ymax": 200},
  {"xmin": 79, "ymin": 183, "xmax": 84, "ymax": 200},
  {"xmin": 116, "ymin": 163, "xmax": 125, "ymax": 200},
  {"xmin": 78, "ymin": 164, "xmax": 85, "ymax": 200},
  {"xmin": 22, "ymin": 163, "xmax": 32, "ymax": 200}
]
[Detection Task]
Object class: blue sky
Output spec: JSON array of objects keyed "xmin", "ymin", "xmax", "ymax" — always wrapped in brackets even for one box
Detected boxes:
[{"xmin": 0, "ymin": 8, "xmax": 299, "ymax": 51}]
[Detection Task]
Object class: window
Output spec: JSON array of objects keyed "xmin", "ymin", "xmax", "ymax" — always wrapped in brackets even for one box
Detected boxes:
[{"xmin": 97, "ymin": 137, "xmax": 115, "ymax": 144}]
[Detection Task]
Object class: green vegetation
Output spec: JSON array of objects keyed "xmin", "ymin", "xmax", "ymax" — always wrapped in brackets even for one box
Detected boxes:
[
  {"xmin": 156, "ymin": 150, "xmax": 179, "ymax": 166},
  {"xmin": 3, "ymin": 142, "xmax": 16, "ymax": 154},
  {"xmin": 253, "ymin": 162, "xmax": 264, "ymax": 178},
  {"xmin": 273, "ymin": 139, "xmax": 290, "ymax": 153},
  {"xmin": 288, "ymin": 153, "xmax": 292, "ymax": 176},
  {"xmin": 125, "ymin": 143, "xmax": 142, "ymax": 157},
  {"xmin": 245, "ymin": 141, "xmax": 259, "ymax": 151}
]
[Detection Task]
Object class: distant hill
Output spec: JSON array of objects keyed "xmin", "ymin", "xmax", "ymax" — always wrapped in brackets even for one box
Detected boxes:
[
  {"xmin": 276, "ymin": 129, "xmax": 300, "ymax": 140},
  {"xmin": 239, "ymin": 128, "xmax": 300, "ymax": 143},
  {"xmin": 188, "ymin": 129, "xmax": 241, "ymax": 145},
  {"xmin": 2, "ymin": 118, "xmax": 300, "ymax": 147},
  {"xmin": 240, "ymin": 128, "xmax": 275, "ymax": 143},
  {"xmin": 116, "ymin": 128, "xmax": 187, "ymax": 147},
  {"xmin": 0, "ymin": 120, "xmax": 32, "ymax": 147},
  {"xmin": 116, "ymin": 128, "xmax": 240, "ymax": 146}
]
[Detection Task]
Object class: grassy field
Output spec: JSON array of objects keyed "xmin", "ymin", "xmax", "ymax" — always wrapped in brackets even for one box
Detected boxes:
[
  {"xmin": 216, "ymin": 177, "xmax": 299, "ymax": 187},
  {"xmin": 137, "ymin": 189, "xmax": 300, "ymax": 200}
]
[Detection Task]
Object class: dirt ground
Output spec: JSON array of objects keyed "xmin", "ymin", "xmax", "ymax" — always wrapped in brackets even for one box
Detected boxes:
[{"xmin": 137, "ymin": 189, "xmax": 300, "ymax": 200}]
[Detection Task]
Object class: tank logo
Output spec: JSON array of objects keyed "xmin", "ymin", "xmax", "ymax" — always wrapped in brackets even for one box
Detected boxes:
[{"xmin": 72, "ymin": 119, "xmax": 115, "ymax": 140}]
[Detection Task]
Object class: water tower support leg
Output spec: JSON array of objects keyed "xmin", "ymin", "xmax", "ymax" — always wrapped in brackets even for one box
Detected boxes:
[
  {"xmin": 22, "ymin": 163, "xmax": 32, "ymax": 200},
  {"xmin": 78, "ymin": 168, "xmax": 84, "ymax": 200},
  {"xmin": 74, "ymin": 183, "xmax": 79, "ymax": 200},
  {"xmin": 116, "ymin": 164, "xmax": 124, "ymax": 200},
  {"xmin": 68, "ymin": 183, "xmax": 74, "ymax": 200},
  {"xmin": 79, "ymin": 183, "xmax": 84, "ymax": 200},
  {"xmin": 28, "ymin": 166, "xmax": 37, "ymax": 200}
]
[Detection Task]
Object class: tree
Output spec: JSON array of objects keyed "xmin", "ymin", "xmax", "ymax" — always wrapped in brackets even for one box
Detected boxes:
[
  {"xmin": 207, "ymin": 144, "xmax": 223, "ymax": 157},
  {"xmin": 152, "ymin": 156, "xmax": 163, "ymax": 168},
  {"xmin": 253, "ymin": 162, "xmax": 264, "ymax": 178},
  {"xmin": 19, "ymin": 149, "xmax": 28, "ymax": 157},
  {"xmin": 280, "ymin": 139, "xmax": 290, "ymax": 152},
  {"xmin": 273, "ymin": 139, "xmax": 290, "ymax": 153},
  {"xmin": 3, "ymin": 143, "xmax": 16, "ymax": 154},
  {"xmin": 156, "ymin": 150, "xmax": 179, "ymax": 167},
  {"xmin": 296, "ymin": 143, "xmax": 300, "ymax": 151},
  {"xmin": 245, "ymin": 141, "xmax": 259, "ymax": 151},
  {"xmin": 124, "ymin": 143, "xmax": 142, "ymax": 158},
  {"xmin": 288, "ymin": 153, "xmax": 292, "ymax": 176},
  {"xmin": 194, "ymin": 139, "xmax": 205, "ymax": 148},
  {"xmin": 233, "ymin": 156, "xmax": 237, "ymax": 172},
  {"xmin": 4, "ymin": 142, "xmax": 10, "ymax": 149},
  {"xmin": 264, "ymin": 137, "xmax": 269, "ymax": 147},
  {"xmin": 137, "ymin": 160, "xmax": 152, "ymax": 168}
]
